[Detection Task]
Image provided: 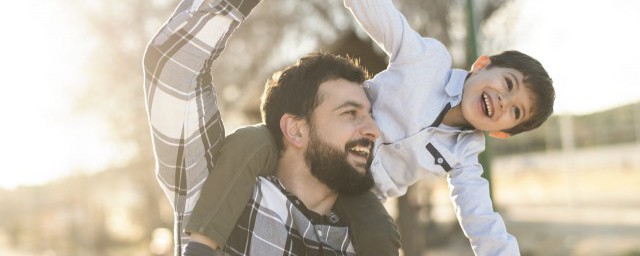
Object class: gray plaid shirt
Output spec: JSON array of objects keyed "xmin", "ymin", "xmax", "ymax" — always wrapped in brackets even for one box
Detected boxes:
[
  {"xmin": 143, "ymin": 0, "xmax": 260, "ymax": 254},
  {"xmin": 220, "ymin": 176, "xmax": 355, "ymax": 256}
]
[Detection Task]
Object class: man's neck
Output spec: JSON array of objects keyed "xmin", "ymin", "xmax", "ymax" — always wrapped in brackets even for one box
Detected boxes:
[{"xmin": 275, "ymin": 152, "xmax": 337, "ymax": 215}]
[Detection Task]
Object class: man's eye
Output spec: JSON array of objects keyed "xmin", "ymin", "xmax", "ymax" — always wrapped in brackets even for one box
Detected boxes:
[
  {"xmin": 514, "ymin": 107, "xmax": 521, "ymax": 119},
  {"xmin": 505, "ymin": 77, "xmax": 513, "ymax": 91},
  {"xmin": 343, "ymin": 110, "xmax": 357, "ymax": 117}
]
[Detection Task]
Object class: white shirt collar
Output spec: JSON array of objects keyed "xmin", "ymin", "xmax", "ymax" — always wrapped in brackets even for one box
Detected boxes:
[{"xmin": 445, "ymin": 69, "xmax": 469, "ymax": 108}]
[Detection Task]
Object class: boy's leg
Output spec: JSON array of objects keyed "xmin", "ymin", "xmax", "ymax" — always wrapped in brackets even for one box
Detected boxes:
[
  {"xmin": 185, "ymin": 124, "xmax": 278, "ymax": 247},
  {"xmin": 335, "ymin": 192, "xmax": 401, "ymax": 256}
]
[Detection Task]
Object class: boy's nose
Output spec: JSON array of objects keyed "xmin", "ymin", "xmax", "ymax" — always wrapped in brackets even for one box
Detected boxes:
[
  {"xmin": 498, "ymin": 93, "xmax": 505, "ymax": 110},
  {"xmin": 498, "ymin": 93, "xmax": 512, "ymax": 112}
]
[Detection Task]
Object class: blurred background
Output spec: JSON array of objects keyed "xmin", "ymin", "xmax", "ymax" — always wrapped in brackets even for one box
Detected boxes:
[{"xmin": 1, "ymin": 0, "xmax": 639, "ymax": 255}]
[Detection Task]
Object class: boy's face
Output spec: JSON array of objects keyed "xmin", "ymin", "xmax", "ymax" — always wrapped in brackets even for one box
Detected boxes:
[{"xmin": 460, "ymin": 56, "xmax": 533, "ymax": 138}]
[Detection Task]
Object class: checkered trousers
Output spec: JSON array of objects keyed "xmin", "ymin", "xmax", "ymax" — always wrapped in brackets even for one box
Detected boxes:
[
  {"xmin": 220, "ymin": 176, "xmax": 356, "ymax": 256},
  {"xmin": 142, "ymin": 0, "xmax": 260, "ymax": 254}
]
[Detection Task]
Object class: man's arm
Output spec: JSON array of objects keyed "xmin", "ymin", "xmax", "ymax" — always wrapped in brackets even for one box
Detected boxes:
[{"xmin": 142, "ymin": 0, "xmax": 260, "ymax": 254}]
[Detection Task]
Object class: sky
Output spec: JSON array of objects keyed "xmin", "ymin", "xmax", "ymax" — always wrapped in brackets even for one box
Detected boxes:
[
  {"xmin": 0, "ymin": 0, "xmax": 639, "ymax": 189},
  {"xmin": 487, "ymin": 0, "xmax": 640, "ymax": 115},
  {"xmin": 0, "ymin": 1, "xmax": 130, "ymax": 189}
]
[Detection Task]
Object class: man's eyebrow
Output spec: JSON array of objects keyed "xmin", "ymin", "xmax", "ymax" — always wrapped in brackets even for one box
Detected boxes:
[{"xmin": 334, "ymin": 101, "xmax": 369, "ymax": 112}]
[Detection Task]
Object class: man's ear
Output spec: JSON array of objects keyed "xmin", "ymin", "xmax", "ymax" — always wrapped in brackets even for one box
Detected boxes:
[
  {"xmin": 488, "ymin": 131, "xmax": 511, "ymax": 139},
  {"xmin": 471, "ymin": 55, "xmax": 491, "ymax": 73},
  {"xmin": 279, "ymin": 114, "xmax": 308, "ymax": 148}
]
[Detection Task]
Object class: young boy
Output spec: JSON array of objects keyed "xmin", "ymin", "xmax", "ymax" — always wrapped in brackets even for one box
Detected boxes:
[{"xmin": 186, "ymin": 0, "xmax": 554, "ymax": 255}]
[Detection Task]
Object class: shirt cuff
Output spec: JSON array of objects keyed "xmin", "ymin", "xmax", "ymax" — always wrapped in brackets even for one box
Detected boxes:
[{"xmin": 197, "ymin": 0, "xmax": 262, "ymax": 22}]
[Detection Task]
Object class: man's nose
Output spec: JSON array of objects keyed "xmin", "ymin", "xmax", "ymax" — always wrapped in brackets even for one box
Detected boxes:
[{"xmin": 362, "ymin": 115, "xmax": 381, "ymax": 140}]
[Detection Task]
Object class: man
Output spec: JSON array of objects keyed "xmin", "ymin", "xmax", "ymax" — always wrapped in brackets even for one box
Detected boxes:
[
  {"xmin": 195, "ymin": 52, "xmax": 382, "ymax": 255},
  {"xmin": 143, "ymin": 0, "xmax": 396, "ymax": 254}
]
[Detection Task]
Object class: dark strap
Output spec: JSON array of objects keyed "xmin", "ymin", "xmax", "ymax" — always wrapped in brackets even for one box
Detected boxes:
[
  {"xmin": 430, "ymin": 103, "xmax": 451, "ymax": 127},
  {"xmin": 426, "ymin": 143, "xmax": 452, "ymax": 172}
]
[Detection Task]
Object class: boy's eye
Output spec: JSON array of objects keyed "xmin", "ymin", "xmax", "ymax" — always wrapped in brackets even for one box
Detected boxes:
[
  {"xmin": 513, "ymin": 107, "xmax": 521, "ymax": 119},
  {"xmin": 505, "ymin": 77, "xmax": 514, "ymax": 91}
]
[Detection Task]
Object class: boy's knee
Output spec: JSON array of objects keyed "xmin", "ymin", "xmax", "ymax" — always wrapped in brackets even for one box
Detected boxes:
[
  {"xmin": 336, "ymin": 192, "xmax": 401, "ymax": 254},
  {"xmin": 354, "ymin": 219, "xmax": 401, "ymax": 256},
  {"xmin": 358, "ymin": 215, "xmax": 401, "ymax": 246}
]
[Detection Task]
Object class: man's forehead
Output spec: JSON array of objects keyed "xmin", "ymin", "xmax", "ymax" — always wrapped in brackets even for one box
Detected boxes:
[{"xmin": 317, "ymin": 79, "xmax": 369, "ymax": 106}]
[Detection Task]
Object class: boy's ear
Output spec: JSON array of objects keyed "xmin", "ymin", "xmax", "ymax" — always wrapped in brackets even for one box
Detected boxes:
[
  {"xmin": 279, "ymin": 114, "xmax": 308, "ymax": 148},
  {"xmin": 488, "ymin": 131, "xmax": 511, "ymax": 139},
  {"xmin": 471, "ymin": 55, "xmax": 492, "ymax": 72}
]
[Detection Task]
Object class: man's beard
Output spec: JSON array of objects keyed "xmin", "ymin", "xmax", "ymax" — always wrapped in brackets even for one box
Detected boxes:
[{"xmin": 304, "ymin": 128, "xmax": 375, "ymax": 196}]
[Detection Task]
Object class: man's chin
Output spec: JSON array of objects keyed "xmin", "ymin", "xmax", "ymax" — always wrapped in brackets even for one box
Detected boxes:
[
  {"xmin": 348, "ymin": 162, "xmax": 368, "ymax": 175},
  {"xmin": 347, "ymin": 156, "xmax": 369, "ymax": 173}
]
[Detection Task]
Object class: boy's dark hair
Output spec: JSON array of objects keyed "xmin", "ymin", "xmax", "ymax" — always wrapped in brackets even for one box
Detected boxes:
[
  {"xmin": 261, "ymin": 52, "xmax": 369, "ymax": 150},
  {"xmin": 488, "ymin": 50, "xmax": 555, "ymax": 135}
]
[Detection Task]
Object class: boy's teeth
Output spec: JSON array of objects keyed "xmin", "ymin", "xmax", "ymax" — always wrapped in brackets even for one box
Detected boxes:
[{"xmin": 483, "ymin": 93, "xmax": 492, "ymax": 117}]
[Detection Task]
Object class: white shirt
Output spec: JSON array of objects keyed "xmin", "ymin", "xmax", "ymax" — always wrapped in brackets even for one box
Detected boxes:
[{"xmin": 344, "ymin": 0, "xmax": 521, "ymax": 255}]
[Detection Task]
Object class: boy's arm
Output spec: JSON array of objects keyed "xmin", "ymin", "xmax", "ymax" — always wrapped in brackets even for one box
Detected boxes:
[
  {"xmin": 343, "ymin": 0, "xmax": 434, "ymax": 64},
  {"xmin": 447, "ymin": 149, "xmax": 521, "ymax": 255},
  {"xmin": 142, "ymin": 0, "xmax": 261, "ymax": 253}
]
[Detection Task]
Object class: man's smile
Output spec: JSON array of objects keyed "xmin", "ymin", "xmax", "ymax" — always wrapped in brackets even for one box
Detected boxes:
[
  {"xmin": 345, "ymin": 138, "xmax": 375, "ymax": 172},
  {"xmin": 348, "ymin": 144, "xmax": 371, "ymax": 159}
]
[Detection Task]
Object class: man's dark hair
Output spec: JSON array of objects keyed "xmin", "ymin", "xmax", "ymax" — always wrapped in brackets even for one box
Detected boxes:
[
  {"xmin": 488, "ymin": 50, "xmax": 555, "ymax": 135},
  {"xmin": 261, "ymin": 52, "xmax": 369, "ymax": 150}
]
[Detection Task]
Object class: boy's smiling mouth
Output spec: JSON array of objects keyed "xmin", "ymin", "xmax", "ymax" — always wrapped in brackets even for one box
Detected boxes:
[{"xmin": 482, "ymin": 92, "xmax": 493, "ymax": 117}]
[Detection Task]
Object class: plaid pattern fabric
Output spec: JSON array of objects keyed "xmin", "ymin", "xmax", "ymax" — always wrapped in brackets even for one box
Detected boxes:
[
  {"xmin": 142, "ymin": 0, "xmax": 260, "ymax": 254},
  {"xmin": 220, "ymin": 176, "xmax": 356, "ymax": 256}
]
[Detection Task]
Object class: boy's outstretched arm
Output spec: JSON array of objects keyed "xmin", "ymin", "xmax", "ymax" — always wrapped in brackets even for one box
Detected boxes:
[
  {"xmin": 344, "ymin": 0, "xmax": 444, "ymax": 64},
  {"xmin": 448, "ymin": 140, "xmax": 520, "ymax": 255},
  {"xmin": 142, "ymin": 0, "xmax": 261, "ymax": 254}
]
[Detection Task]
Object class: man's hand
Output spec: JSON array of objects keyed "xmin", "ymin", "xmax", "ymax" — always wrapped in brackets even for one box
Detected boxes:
[
  {"xmin": 183, "ymin": 232, "xmax": 219, "ymax": 256},
  {"xmin": 190, "ymin": 232, "xmax": 219, "ymax": 250}
]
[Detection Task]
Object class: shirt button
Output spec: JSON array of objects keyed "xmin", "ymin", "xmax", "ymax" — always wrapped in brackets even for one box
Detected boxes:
[
  {"xmin": 316, "ymin": 229, "xmax": 323, "ymax": 237},
  {"xmin": 328, "ymin": 213, "xmax": 340, "ymax": 224},
  {"xmin": 437, "ymin": 158, "xmax": 444, "ymax": 164},
  {"xmin": 374, "ymin": 160, "xmax": 380, "ymax": 166}
]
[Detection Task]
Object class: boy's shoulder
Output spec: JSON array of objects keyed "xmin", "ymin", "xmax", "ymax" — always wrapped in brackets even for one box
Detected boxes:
[
  {"xmin": 429, "ymin": 126, "xmax": 486, "ymax": 157},
  {"xmin": 449, "ymin": 128, "xmax": 486, "ymax": 155}
]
